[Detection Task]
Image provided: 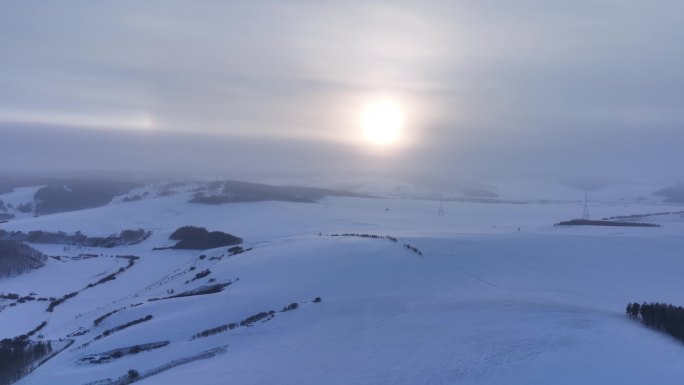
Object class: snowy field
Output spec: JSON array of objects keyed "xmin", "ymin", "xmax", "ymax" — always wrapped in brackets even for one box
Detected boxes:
[{"xmin": 2, "ymin": 192, "xmax": 684, "ymax": 385}]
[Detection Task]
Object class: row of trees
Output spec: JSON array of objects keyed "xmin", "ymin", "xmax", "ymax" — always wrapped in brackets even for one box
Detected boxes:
[
  {"xmin": 327, "ymin": 233, "xmax": 424, "ymax": 256},
  {"xmin": 626, "ymin": 302, "xmax": 684, "ymax": 342},
  {"xmin": 0, "ymin": 229, "xmax": 151, "ymax": 248}
]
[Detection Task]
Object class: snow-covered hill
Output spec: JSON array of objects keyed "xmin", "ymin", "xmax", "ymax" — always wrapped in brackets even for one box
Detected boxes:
[{"xmin": 2, "ymin": 193, "xmax": 684, "ymax": 384}]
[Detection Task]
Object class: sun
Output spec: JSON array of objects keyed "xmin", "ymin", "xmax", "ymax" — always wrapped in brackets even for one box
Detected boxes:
[{"xmin": 360, "ymin": 99, "xmax": 404, "ymax": 146}]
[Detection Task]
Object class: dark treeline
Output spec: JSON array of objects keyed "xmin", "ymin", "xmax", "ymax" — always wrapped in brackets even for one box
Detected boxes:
[
  {"xmin": 0, "ymin": 240, "xmax": 47, "ymax": 277},
  {"xmin": 0, "ymin": 339, "xmax": 52, "ymax": 385},
  {"xmin": 626, "ymin": 302, "xmax": 684, "ymax": 343},
  {"xmin": 0, "ymin": 229, "xmax": 151, "ymax": 248},
  {"xmin": 329, "ymin": 233, "xmax": 399, "ymax": 242}
]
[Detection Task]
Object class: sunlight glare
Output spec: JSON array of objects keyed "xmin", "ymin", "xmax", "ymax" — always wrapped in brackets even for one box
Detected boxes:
[{"xmin": 360, "ymin": 100, "xmax": 403, "ymax": 146}]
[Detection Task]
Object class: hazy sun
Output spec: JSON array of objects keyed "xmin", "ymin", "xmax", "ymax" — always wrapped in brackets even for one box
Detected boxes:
[{"xmin": 360, "ymin": 100, "xmax": 403, "ymax": 146}]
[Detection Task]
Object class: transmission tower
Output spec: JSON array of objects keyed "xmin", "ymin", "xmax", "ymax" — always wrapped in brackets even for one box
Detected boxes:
[
  {"xmin": 582, "ymin": 193, "xmax": 590, "ymax": 220},
  {"xmin": 437, "ymin": 198, "xmax": 445, "ymax": 216}
]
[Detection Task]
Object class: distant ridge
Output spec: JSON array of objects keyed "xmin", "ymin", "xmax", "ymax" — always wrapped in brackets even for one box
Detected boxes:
[{"xmin": 190, "ymin": 180, "xmax": 372, "ymax": 205}]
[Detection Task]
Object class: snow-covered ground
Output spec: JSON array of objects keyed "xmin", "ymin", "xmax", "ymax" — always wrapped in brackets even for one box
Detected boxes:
[{"xmin": 2, "ymin": 192, "xmax": 684, "ymax": 385}]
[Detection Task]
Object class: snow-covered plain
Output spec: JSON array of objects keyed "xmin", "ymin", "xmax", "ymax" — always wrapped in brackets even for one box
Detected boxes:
[{"xmin": 3, "ymin": 192, "xmax": 684, "ymax": 385}]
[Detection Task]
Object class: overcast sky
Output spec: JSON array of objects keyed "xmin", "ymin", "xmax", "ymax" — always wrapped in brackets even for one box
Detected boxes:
[{"xmin": 1, "ymin": 1, "xmax": 683, "ymax": 183}]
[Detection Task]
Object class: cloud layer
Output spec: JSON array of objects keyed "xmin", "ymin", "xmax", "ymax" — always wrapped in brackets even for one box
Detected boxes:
[{"xmin": 1, "ymin": 1, "xmax": 683, "ymax": 181}]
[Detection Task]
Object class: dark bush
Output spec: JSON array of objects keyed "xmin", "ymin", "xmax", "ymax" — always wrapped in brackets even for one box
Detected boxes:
[
  {"xmin": 168, "ymin": 226, "xmax": 242, "ymax": 250},
  {"xmin": 191, "ymin": 269, "xmax": 211, "ymax": 281},
  {"xmin": 240, "ymin": 311, "xmax": 273, "ymax": 326},
  {"xmin": 16, "ymin": 203, "xmax": 33, "ymax": 213}
]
